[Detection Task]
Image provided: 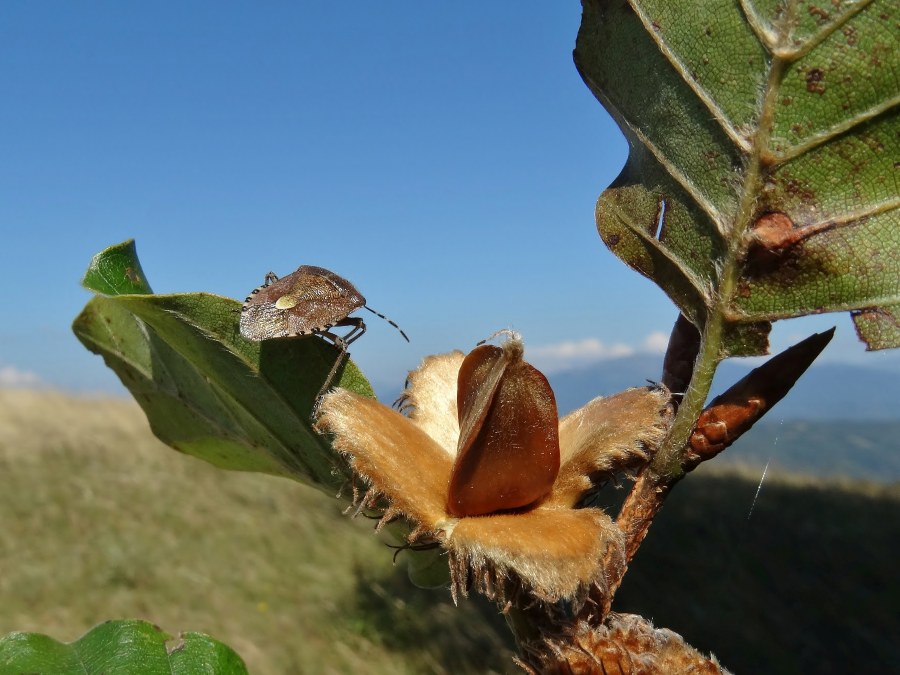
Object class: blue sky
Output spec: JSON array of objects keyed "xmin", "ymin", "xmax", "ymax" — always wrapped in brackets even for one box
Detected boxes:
[{"xmin": 1, "ymin": 2, "xmax": 896, "ymax": 394}]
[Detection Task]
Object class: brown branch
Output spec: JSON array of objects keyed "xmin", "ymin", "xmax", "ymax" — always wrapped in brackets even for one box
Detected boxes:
[
  {"xmin": 587, "ymin": 327, "xmax": 834, "ymax": 620},
  {"xmin": 661, "ymin": 314, "xmax": 701, "ymax": 400},
  {"xmin": 684, "ymin": 327, "xmax": 834, "ymax": 468}
]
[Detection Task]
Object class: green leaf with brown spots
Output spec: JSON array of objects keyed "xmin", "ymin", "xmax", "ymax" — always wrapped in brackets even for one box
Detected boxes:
[
  {"xmin": 0, "ymin": 620, "xmax": 248, "ymax": 674},
  {"xmin": 73, "ymin": 240, "xmax": 376, "ymax": 495},
  {"xmin": 576, "ymin": 0, "xmax": 899, "ymax": 355}
]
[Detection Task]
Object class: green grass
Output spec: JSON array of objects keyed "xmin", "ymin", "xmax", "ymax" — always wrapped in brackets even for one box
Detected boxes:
[
  {"xmin": 1, "ymin": 390, "xmax": 897, "ymax": 673},
  {"xmin": 0, "ymin": 390, "xmax": 514, "ymax": 674},
  {"xmin": 711, "ymin": 419, "xmax": 900, "ymax": 483}
]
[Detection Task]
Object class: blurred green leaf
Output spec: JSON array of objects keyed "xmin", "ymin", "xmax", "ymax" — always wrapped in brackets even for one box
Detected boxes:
[
  {"xmin": 82, "ymin": 239, "xmax": 154, "ymax": 295},
  {"xmin": 576, "ymin": 0, "xmax": 899, "ymax": 354},
  {"xmin": 405, "ymin": 545, "xmax": 452, "ymax": 589},
  {"xmin": 73, "ymin": 241, "xmax": 376, "ymax": 494},
  {"xmin": 0, "ymin": 620, "xmax": 247, "ymax": 675}
]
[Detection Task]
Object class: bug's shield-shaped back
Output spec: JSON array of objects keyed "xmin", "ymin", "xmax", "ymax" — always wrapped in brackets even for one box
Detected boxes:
[{"xmin": 240, "ymin": 266, "xmax": 366, "ymax": 341}]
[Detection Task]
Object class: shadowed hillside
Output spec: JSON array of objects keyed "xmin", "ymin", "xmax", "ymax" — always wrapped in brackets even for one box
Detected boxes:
[
  {"xmin": 610, "ymin": 469, "xmax": 900, "ymax": 674},
  {"xmin": 1, "ymin": 389, "xmax": 896, "ymax": 673}
]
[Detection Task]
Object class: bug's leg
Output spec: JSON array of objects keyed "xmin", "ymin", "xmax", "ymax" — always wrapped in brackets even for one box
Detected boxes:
[
  {"xmin": 263, "ymin": 272, "xmax": 279, "ymax": 286},
  {"xmin": 310, "ymin": 331, "xmax": 351, "ymax": 417},
  {"xmin": 309, "ymin": 319, "xmax": 367, "ymax": 418},
  {"xmin": 332, "ymin": 317, "xmax": 367, "ymax": 346}
]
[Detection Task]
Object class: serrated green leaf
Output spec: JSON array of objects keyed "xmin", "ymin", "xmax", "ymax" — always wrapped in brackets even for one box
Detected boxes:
[
  {"xmin": 576, "ymin": 0, "xmax": 899, "ymax": 354},
  {"xmin": 73, "ymin": 244, "xmax": 376, "ymax": 495},
  {"xmin": 82, "ymin": 239, "xmax": 154, "ymax": 295},
  {"xmin": 0, "ymin": 620, "xmax": 247, "ymax": 675}
]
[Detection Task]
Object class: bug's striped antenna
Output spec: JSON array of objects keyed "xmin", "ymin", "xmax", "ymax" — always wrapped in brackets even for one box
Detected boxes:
[{"xmin": 362, "ymin": 305, "xmax": 409, "ymax": 342}]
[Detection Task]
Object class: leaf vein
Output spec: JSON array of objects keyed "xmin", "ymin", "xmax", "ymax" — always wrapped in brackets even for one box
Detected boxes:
[
  {"xmin": 775, "ymin": 94, "xmax": 900, "ymax": 163},
  {"xmin": 739, "ymin": 0, "xmax": 779, "ymax": 53},
  {"xmin": 803, "ymin": 196, "xmax": 900, "ymax": 232},
  {"xmin": 777, "ymin": 0, "xmax": 878, "ymax": 61},
  {"xmin": 629, "ymin": 123, "xmax": 728, "ymax": 232},
  {"xmin": 628, "ymin": 1, "xmax": 752, "ymax": 153},
  {"xmin": 612, "ymin": 203, "xmax": 713, "ymax": 303}
]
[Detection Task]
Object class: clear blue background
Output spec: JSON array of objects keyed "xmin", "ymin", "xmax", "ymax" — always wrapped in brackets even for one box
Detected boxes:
[{"xmin": 1, "ymin": 2, "xmax": 895, "ymax": 393}]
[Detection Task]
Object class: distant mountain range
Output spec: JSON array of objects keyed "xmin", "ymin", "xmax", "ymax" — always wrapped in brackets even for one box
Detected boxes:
[
  {"xmin": 376, "ymin": 355, "xmax": 900, "ymax": 420},
  {"xmin": 710, "ymin": 418, "xmax": 900, "ymax": 483},
  {"xmin": 545, "ymin": 356, "xmax": 900, "ymax": 420},
  {"xmin": 372, "ymin": 356, "xmax": 900, "ymax": 483}
]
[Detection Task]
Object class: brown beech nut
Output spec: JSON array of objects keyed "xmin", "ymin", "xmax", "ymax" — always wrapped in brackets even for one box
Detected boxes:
[
  {"xmin": 316, "ymin": 336, "xmax": 671, "ymax": 605},
  {"xmin": 447, "ymin": 340, "xmax": 561, "ymax": 517}
]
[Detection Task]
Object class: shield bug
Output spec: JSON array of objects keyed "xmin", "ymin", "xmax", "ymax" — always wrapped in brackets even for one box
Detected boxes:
[{"xmin": 240, "ymin": 265, "xmax": 408, "ymax": 402}]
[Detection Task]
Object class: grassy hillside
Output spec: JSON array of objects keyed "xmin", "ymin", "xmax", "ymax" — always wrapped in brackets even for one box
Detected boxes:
[
  {"xmin": 0, "ymin": 390, "xmax": 897, "ymax": 673},
  {"xmin": 0, "ymin": 390, "xmax": 514, "ymax": 674},
  {"xmin": 710, "ymin": 419, "xmax": 900, "ymax": 483}
]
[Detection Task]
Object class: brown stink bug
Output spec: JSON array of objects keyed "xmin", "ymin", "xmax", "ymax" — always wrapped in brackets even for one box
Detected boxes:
[{"xmin": 240, "ymin": 265, "xmax": 408, "ymax": 403}]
